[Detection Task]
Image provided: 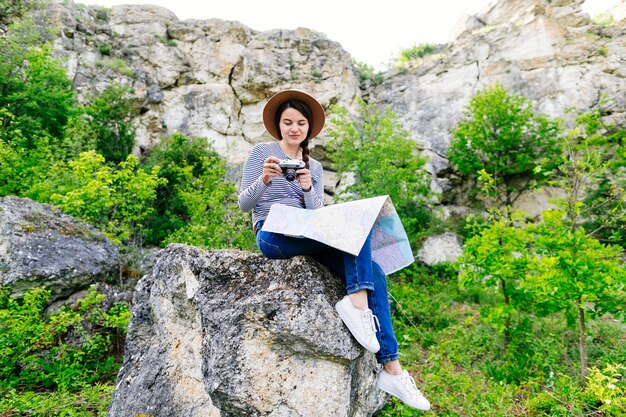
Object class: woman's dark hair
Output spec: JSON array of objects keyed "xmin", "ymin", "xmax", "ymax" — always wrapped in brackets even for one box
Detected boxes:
[{"xmin": 274, "ymin": 100, "xmax": 313, "ymax": 169}]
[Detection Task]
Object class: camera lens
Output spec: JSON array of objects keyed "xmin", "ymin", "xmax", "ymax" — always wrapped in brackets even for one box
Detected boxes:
[{"xmin": 284, "ymin": 168, "xmax": 296, "ymax": 181}]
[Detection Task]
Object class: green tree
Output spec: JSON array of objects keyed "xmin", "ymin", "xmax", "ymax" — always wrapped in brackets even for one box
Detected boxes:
[
  {"xmin": 141, "ymin": 133, "xmax": 255, "ymax": 250},
  {"xmin": 0, "ymin": 108, "xmax": 55, "ymax": 196},
  {"xmin": 326, "ymin": 98, "xmax": 432, "ymax": 246},
  {"xmin": 448, "ymin": 83, "xmax": 562, "ymax": 208},
  {"xmin": 0, "ymin": 17, "xmax": 76, "ymax": 194},
  {"xmin": 0, "ymin": 40, "xmax": 76, "ymax": 146},
  {"xmin": 83, "ymin": 84, "xmax": 140, "ymax": 164},
  {"xmin": 565, "ymin": 96, "xmax": 626, "ymax": 247},
  {"xmin": 459, "ymin": 210, "xmax": 532, "ymax": 352},
  {"xmin": 525, "ymin": 209, "xmax": 626, "ymax": 386},
  {"xmin": 27, "ymin": 151, "xmax": 166, "ymax": 247}
]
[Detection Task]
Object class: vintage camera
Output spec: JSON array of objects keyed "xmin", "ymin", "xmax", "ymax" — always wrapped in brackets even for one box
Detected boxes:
[{"xmin": 278, "ymin": 159, "xmax": 305, "ymax": 181}]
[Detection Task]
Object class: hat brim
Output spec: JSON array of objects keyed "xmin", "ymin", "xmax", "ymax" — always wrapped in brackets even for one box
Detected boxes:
[{"xmin": 262, "ymin": 89, "xmax": 325, "ymax": 140}]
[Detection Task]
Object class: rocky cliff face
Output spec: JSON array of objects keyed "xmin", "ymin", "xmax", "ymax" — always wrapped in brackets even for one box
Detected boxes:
[
  {"xmin": 46, "ymin": 1, "xmax": 360, "ymax": 167},
  {"xmin": 40, "ymin": 0, "xmax": 626, "ymax": 206},
  {"xmin": 107, "ymin": 245, "xmax": 386, "ymax": 417},
  {"xmin": 371, "ymin": 0, "xmax": 626, "ymax": 199}
]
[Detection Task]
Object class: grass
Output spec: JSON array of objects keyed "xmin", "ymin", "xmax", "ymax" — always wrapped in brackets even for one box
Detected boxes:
[
  {"xmin": 1, "ymin": 264, "xmax": 623, "ymax": 416},
  {"xmin": 94, "ymin": 58, "xmax": 135, "ymax": 78},
  {"xmin": 0, "ymin": 384, "xmax": 114, "ymax": 417},
  {"xmin": 373, "ymin": 263, "xmax": 626, "ymax": 416}
]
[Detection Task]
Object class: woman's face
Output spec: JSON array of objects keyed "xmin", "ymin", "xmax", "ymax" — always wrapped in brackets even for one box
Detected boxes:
[{"xmin": 279, "ymin": 107, "xmax": 309, "ymax": 146}]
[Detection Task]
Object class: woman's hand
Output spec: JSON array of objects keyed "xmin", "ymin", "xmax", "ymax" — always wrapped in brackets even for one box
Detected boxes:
[
  {"xmin": 297, "ymin": 168, "xmax": 312, "ymax": 192},
  {"xmin": 262, "ymin": 156, "xmax": 282, "ymax": 186}
]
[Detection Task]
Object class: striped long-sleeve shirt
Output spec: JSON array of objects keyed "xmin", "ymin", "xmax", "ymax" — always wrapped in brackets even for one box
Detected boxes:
[{"xmin": 238, "ymin": 141, "xmax": 324, "ymax": 227}]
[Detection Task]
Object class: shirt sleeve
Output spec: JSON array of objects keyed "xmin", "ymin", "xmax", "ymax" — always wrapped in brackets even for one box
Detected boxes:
[
  {"xmin": 303, "ymin": 161, "xmax": 324, "ymax": 209},
  {"xmin": 238, "ymin": 144, "xmax": 269, "ymax": 212}
]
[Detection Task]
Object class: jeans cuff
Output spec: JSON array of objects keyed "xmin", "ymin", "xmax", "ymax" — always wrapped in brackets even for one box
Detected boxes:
[
  {"xmin": 345, "ymin": 283, "xmax": 375, "ymax": 294},
  {"xmin": 376, "ymin": 352, "xmax": 400, "ymax": 365}
]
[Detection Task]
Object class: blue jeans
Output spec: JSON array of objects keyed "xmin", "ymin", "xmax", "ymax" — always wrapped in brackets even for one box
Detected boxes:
[{"xmin": 255, "ymin": 220, "xmax": 399, "ymax": 364}]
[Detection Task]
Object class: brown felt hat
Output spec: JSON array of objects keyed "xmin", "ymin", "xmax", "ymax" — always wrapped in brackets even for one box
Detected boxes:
[{"xmin": 262, "ymin": 89, "xmax": 325, "ymax": 140}]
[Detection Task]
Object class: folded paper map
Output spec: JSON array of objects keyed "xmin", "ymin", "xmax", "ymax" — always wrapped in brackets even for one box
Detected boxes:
[{"xmin": 261, "ymin": 195, "xmax": 414, "ymax": 274}]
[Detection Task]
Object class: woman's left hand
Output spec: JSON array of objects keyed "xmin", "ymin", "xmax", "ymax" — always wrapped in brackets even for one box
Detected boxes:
[{"xmin": 297, "ymin": 168, "xmax": 312, "ymax": 192}]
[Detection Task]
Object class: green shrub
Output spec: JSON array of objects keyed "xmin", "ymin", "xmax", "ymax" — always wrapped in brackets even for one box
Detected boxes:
[
  {"xmin": 0, "ymin": 286, "xmax": 129, "ymax": 391},
  {"xmin": 98, "ymin": 43, "xmax": 111, "ymax": 56},
  {"xmin": 95, "ymin": 58, "xmax": 135, "ymax": 78},
  {"xmin": 594, "ymin": 13, "xmax": 615, "ymax": 28},
  {"xmin": 27, "ymin": 151, "xmax": 167, "ymax": 247},
  {"xmin": 141, "ymin": 133, "xmax": 255, "ymax": 250},
  {"xmin": 397, "ymin": 44, "xmax": 437, "ymax": 63},
  {"xmin": 586, "ymin": 364, "xmax": 626, "ymax": 415},
  {"xmin": 448, "ymin": 83, "xmax": 562, "ymax": 208},
  {"xmin": 83, "ymin": 84, "xmax": 140, "ymax": 164},
  {"xmin": 0, "ymin": 108, "xmax": 56, "ymax": 197},
  {"xmin": 0, "ymin": 38, "xmax": 76, "ymax": 145},
  {"xmin": 353, "ymin": 60, "xmax": 383, "ymax": 86},
  {"xmin": 326, "ymin": 99, "xmax": 433, "ymax": 247},
  {"xmin": 0, "ymin": 0, "xmax": 27, "ymax": 26},
  {"xmin": 0, "ymin": 383, "xmax": 114, "ymax": 417}
]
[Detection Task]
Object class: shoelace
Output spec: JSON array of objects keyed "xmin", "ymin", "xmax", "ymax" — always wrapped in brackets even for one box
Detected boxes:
[
  {"xmin": 400, "ymin": 372, "xmax": 424, "ymax": 399},
  {"xmin": 362, "ymin": 309, "xmax": 380, "ymax": 335}
]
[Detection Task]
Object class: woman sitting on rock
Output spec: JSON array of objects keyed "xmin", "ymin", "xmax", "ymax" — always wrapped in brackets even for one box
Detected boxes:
[{"xmin": 238, "ymin": 89, "xmax": 430, "ymax": 411}]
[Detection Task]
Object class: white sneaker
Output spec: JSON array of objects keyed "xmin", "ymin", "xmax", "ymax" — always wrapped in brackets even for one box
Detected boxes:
[
  {"xmin": 335, "ymin": 296, "xmax": 380, "ymax": 353},
  {"xmin": 377, "ymin": 369, "xmax": 431, "ymax": 411}
]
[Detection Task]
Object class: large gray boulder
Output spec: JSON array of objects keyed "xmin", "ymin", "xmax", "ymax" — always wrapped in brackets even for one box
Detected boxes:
[
  {"xmin": 0, "ymin": 196, "xmax": 119, "ymax": 298},
  {"xmin": 417, "ymin": 233, "xmax": 464, "ymax": 266},
  {"xmin": 107, "ymin": 245, "xmax": 387, "ymax": 417}
]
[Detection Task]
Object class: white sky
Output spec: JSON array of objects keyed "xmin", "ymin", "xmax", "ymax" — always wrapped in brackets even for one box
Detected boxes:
[{"xmin": 77, "ymin": 0, "xmax": 618, "ymax": 70}]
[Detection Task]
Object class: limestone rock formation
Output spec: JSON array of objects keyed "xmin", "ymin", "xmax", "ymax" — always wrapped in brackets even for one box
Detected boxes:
[
  {"xmin": 107, "ymin": 245, "xmax": 386, "ymax": 417},
  {"xmin": 371, "ymin": 0, "xmax": 626, "ymax": 201},
  {"xmin": 36, "ymin": 0, "xmax": 626, "ymax": 205},
  {"xmin": 0, "ymin": 196, "xmax": 119, "ymax": 298},
  {"xmin": 44, "ymin": 1, "xmax": 360, "ymax": 165}
]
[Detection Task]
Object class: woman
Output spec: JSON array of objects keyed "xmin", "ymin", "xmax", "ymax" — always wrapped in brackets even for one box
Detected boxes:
[{"xmin": 238, "ymin": 89, "xmax": 430, "ymax": 411}]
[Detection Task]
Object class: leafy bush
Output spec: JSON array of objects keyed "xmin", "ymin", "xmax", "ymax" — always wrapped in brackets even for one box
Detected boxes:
[
  {"xmin": 0, "ymin": 34, "xmax": 76, "ymax": 148},
  {"xmin": 27, "ymin": 151, "xmax": 167, "ymax": 247},
  {"xmin": 0, "ymin": 108, "xmax": 56, "ymax": 197},
  {"xmin": 353, "ymin": 60, "xmax": 383, "ymax": 86},
  {"xmin": 594, "ymin": 12, "xmax": 615, "ymax": 28},
  {"xmin": 0, "ymin": 286, "xmax": 129, "ymax": 391},
  {"xmin": 141, "ymin": 133, "xmax": 255, "ymax": 250},
  {"xmin": 0, "ymin": 0, "xmax": 27, "ymax": 26},
  {"xmin": 0, "ymin": 383, "xmax": 113, "ymax": 417},
  {"xmin": 586, "ymin": 364, "xmax": 626, "ymax": 415},
  {"xmin": 326, "ymin": 99, "xmax": 433, "ymax": 247},
  {"xmin": 448, "ymin": 83, "xmax": 562, "ymax": 208},
  {"xmin": 94, "ymin": 57, "xmax": 135, "ymax": 78},
  {"xmin": 98, "ymin": 43, "xmax": 111, "ymax": 56},
  {"xmin": 397, "ymin": 43, "xmax": 437, "ymax": 62},
  {"xmin": 83, "ymin": 84, "xmax": 140, "ymax": 164}
]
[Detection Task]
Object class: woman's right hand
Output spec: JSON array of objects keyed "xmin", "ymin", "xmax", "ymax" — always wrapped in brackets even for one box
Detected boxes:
[{"xmin": 262, "ymin": 156, "xmax": 282, "ymax": 186}]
